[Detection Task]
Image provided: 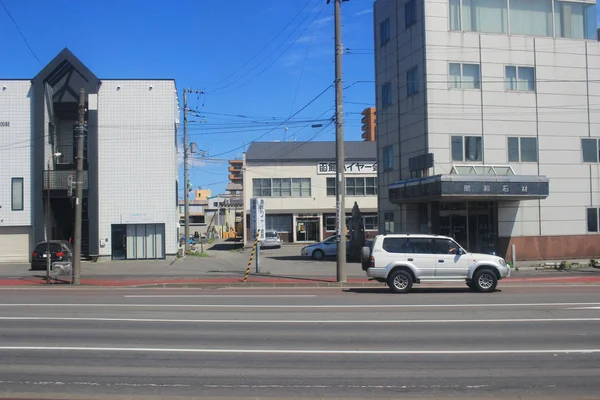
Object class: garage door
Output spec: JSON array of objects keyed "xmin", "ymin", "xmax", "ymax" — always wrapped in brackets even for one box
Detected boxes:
[{"xmin": 0, "ymin": 227, "xmax": 31, "ymax": 263}]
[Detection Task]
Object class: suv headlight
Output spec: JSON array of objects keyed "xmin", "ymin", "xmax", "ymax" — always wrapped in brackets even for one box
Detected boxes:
[{"xmin": 498, "ymin": 258, "xmax": 507, "ymax": 267}]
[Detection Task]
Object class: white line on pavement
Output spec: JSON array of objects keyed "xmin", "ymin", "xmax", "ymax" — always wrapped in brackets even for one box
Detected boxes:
[
  {"xmin": 567, "ymin": 306, "xmax": 600, "ymax": 310},
  {"xmin": 0, "ymin": 346, "xmax": 598, "ymax": 355},
  {"xmin": 122, "ymin": 295, "xmax": 318, "ymax": 298},
  {"xmin": 1, "ymin": 316, "xmax": 599, "ymax": 324},
  {"xmin": 0, "ymin": 302, "xmax": 599, "ymax": 308}
]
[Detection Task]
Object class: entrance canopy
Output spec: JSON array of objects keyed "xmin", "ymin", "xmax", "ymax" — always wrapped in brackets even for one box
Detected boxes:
[{"xmin": 389, "ymin": 165, "xmax": 549, "ymax": 204}]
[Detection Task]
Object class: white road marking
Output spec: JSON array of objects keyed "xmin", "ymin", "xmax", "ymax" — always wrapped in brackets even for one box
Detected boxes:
[
  {"xmin": 123, "ymin": 295, "xmax": 318, "ymax": 298},
  {"xmin": 1, "ymin": 316, "xmax": 600, "ymax": 324},
  {"xmin": 566, "ymin": 306, "xmax": 600, "ymax": 310},
  {"xmin": 0, "ymin": 302, "xmax": 599, "ymax": 308},
  {"xmin": 0, "ymin": 346, "xmax": 598, "ymax": 355}
]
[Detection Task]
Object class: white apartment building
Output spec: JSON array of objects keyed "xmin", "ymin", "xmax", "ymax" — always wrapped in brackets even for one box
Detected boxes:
[
  {"xmin": 374, "ymin": 0, "xmax": 600, "ymax": 260},
  {"xmin": 0, "ymin": 48, "xmax": 180, "ymax": 262},
  {"xmin": 243, "ymin": 142, "xmax": 378, "ymax": 244}
]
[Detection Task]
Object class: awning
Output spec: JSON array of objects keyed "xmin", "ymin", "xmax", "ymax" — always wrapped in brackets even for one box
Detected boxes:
[{"xmin": 389, "ymin": 165, "xmax": 549, "ymax": 204}]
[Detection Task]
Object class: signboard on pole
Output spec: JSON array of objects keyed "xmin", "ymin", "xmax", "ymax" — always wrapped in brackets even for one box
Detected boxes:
[{"xmin": 249, "ymin": 197, "xmax": 266, "ymax": 241}]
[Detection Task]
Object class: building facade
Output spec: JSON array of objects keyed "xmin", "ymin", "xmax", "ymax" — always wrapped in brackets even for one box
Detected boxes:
[
  {"xmin": 374, "ymin": 0, "xmax": 600, "ymax": 260},
  {"xmin": 361, "ymin": 107, "xmax": 377, "ymax": 142},
  {"xmin": 0, "ymin": 48, "xmax": 180, "ymax": 262},
  {"xmin": 243, "ymin": 142, "xmax": 378, "ymax": 245}
]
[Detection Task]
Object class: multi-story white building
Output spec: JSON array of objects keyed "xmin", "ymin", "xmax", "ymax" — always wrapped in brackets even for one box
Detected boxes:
[
  {"xmin": 0, "ymin": 48, "xmax": 180, "ymax": 262},
  {"xmin": 374, "ymin": 0, "xmax": 600, "ymax": 260},
  {"xmin": 243, "ymin": 142, "xmax": 378, "ymax": 244}
]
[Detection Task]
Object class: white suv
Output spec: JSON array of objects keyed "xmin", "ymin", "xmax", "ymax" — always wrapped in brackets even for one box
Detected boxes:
[{"xmin": 361, "ymin": 234, "xmax": 510, "ymax": 293}]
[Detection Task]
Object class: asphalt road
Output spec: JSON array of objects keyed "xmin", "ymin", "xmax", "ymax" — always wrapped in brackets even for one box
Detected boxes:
[{"xmin": 0, "ymin": 285, "xmax": 600, "ymax": 399}]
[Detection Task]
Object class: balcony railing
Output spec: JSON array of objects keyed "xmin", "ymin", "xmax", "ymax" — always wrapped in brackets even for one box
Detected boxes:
[{"xmin": 43, "ymin": 170, "xmax": 88, "ymax": 190}]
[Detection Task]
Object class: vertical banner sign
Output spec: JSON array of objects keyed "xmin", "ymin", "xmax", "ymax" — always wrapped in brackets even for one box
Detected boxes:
[{"xmin": 250, "ymin": 198, "xmax": 266, "ymax": 241}]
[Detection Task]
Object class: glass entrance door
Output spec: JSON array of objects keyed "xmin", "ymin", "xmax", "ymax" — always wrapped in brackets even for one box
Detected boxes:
[
  {"xmin": 438, "ymin": 202, "xmax": 497, "ymax": 254},
  {"xmin": 111, "ymin": 224, "xmax": 127, "ymax": 260},
  {"xmin": 296, "ymin": 219, "xmax": 319, "ymax": 242}
]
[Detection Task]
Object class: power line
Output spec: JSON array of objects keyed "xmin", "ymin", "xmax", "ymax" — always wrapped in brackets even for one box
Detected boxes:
[
  {"xmin": 206, "ymin": 85, "xmax": 333, "ymax": 157},
  {"xmin": 203, "ymin": 0, "xmax": 314, "ymax": 91},
  {"xmin": 0, "ymin": 0, "xmax": 41, "ymax": 65}
]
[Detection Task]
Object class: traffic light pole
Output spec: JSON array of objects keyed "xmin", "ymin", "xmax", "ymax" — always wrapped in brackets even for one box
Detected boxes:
[{"xmin": 183, "ymin": 89, "xmax": 190, "ymax": 254}]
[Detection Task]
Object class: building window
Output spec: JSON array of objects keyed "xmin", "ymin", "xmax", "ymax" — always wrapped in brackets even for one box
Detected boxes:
[
  {"xmin": 508, "ymin": 137, "xmax": 538, "ymax": 162},
  {"xmin": 382, "ymin": 82, "xmax": 392, "ymax": 107},
  {"xmin": 327, "ymin": 177, "xmax": 377, "ymax": 196},
  {"xmin": 384, "ymin": 212, "xmax": 394, "ymax": 234},
  {"xmin": 252, "ymin": 178, "xmax": 271, "ymax": 197},
  {"xmin": 325, "ymin": 215, "xmax": 336, "ymax": 232},
  {"xmin": 587, "ymin": 208, "xmax": 599, "ymax": 232},
  {"xmin": 449, "ymin": 0, "xmax": 461, "ymax": 30},
  {"xmin": 346, "ymin": 177, "xmax": 378, "ymax": 196},
  {"xmin": 266, "ymin": 214, "xmax": 292, "ymax": 233},
  {"xmin": 383, "ymin": 145, "xmax": 394, "ymax": 171},
  {"xmin": 380, "ymin": 18, "xmax": 390, "ymax": 46},
  {"xmin": 582, "ymin": 139, "xmax": 600, "ymax": 163},
  {"xmin": 462, "ymin": 0, "xmax": 508, "ymax": 34},
  {"xmin": 326, "ymin": 177, "xmax": 336, "ymax": 196},
  {"xmin": 11, "ymin": 178, "xmax": 24, "ymax": 211},
  {"xmin": 452, "ymin": 136, "xmax": 482, "ymax": 162},
  {"xmin": 405, "ymin": 0, "xmax": 416, "ymax": 28},
  {"xmin": 253, "ymin": 178, "xmax": 311, "ymax": 197},
  {"xmin": 364, "ymin": 214, "xmax": 378, "ymax": 230},
  {"xmin": 510, "ymin": 0, "xmax": 552, "ymax": 37},
  {"xmin": 407, "ymin": 66, "xmax": 418, "ymax": 96},
  {"xmin": 555, "ymin": 1, "xmax": 596, "ymax": 40},
  {"xmin": 449, "ymin": 63, "xmax": 481, "ymax": 90},
  {"xmin": 506, "ymin": 66, "xmax": 535, "ymax": 92}
]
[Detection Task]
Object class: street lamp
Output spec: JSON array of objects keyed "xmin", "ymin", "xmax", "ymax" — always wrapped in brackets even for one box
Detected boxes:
[{"xmin": 46, "ymin": 152, "xmax": 62, "ymax": 284}]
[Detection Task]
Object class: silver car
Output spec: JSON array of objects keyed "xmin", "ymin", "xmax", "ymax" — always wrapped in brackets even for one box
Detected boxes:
[
  {"xmin": 261, "ymin": 230, "xmax": 282, "ymax": 249},
  {"xmin": 301, "ymin": 236, "xmax": 349, "ymax": 260}
]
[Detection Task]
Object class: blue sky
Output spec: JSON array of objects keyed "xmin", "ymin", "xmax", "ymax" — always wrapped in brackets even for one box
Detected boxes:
[{"xmin": 0, "ymin": 0, "xmax": 376, "ymax": 197}]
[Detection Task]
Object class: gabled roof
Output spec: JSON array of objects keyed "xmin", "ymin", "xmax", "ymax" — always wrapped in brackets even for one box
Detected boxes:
[
  {"xmin": 32, "ymin": 48, "xmax": 99, "ymax": 86},
  {"xmin": 245, "ymin": 141, "xmax": 376, "ymax": 162}
]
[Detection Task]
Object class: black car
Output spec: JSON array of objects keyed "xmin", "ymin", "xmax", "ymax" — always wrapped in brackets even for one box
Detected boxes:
[{"xmin": 31, "ymin": 241, "xmax": 73, "ymax": 271}]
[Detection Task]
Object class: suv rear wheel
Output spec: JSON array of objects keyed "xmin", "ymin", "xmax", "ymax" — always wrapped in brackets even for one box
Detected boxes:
[
  {"xmin": 472, "ymin": 269, "xmax": 498, "ymax": 292},
  {"xmin": 387, "ymin": 270, "xmax": 413, "ymax": 293}
]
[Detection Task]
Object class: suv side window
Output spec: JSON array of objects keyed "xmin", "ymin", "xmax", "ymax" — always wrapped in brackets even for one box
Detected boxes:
[
  {"xmin": 382, "ymin": 238, "xmax": 409, "ymax": 253},
  {"xmin": 433, "ymin": 238, "xmax": 458, "ymax": 254},
  {"xmin": 408, "ymin": 238, "xmax": 435, "ymax": 254}
]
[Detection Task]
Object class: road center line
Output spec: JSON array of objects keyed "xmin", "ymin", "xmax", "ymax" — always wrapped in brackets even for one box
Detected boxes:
[
  {"xmin": 0, "ymin": 346, "xmax": 598, "ymax": 355},
  {"xmin": 0, "ymin": 317, "xmax": 599, "ymax": 324},
  {"xmin": 0, "ymin": 302, "xmax": 599, "ymax": 308}
]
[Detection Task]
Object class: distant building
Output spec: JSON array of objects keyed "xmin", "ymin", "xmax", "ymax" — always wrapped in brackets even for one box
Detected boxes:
[
  {"xmin": 227, "ymin": 159, "xmax": 244, "ymax": 236},
  {"xmin": 243, "ymin": 141, "xmax": 378, "ymax": 245},
  {"xmin": 361, "ymin": 107, "xmax": 376, "ymax": 142}
]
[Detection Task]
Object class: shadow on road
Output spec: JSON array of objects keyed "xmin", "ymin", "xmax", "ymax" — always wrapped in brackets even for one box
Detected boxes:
[
  {"xmin": 344, "ymin": 287, "xmax": 502, "ymax": 294},
  {"xmin": 207, "ymin": 243, "xmax": 244, "ymax": 251}
]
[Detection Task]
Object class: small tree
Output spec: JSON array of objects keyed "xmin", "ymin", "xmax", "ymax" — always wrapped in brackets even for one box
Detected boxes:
[{"xmin": 348, "ymin": 201, "xmax": 365, "ymax": 261}]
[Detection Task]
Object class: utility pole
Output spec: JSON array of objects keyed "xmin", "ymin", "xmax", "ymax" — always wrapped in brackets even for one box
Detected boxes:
[
  {"xmin": 183, "ymin": 89, "xmax": 190, "ymax": 254},
  {"xmin": 332, "ymin": 0, "xmax": 346, "ymax": 283},
  {"xmin": 182, "ymin": 88, "xmax": 204, "ymax": 254},
  {"xmin": 72, "ymin": 88, "xmax": 85, "ymax": 285}
]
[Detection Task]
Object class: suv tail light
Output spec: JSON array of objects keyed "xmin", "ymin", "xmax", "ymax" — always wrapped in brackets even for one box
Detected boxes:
[
  {"xmin": 369, "ymin": 256, "xmax": 375, "ymax": 268},
  {"xmin": 55, "ymin": 251, "xmax": 64, "ymax": 257},
  {"xmin": 32, "ymin": 252, "xmax": 38, "ymax": 258}
]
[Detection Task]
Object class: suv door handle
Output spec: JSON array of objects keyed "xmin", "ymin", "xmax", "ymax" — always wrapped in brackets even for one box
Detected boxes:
[
  {"xmin": 438, "ymin": 259, "xmax": 445, "ymax": 263},
  {"xmin": 407, "ymin": 258, "xmax": 414, "ymax": 261}
]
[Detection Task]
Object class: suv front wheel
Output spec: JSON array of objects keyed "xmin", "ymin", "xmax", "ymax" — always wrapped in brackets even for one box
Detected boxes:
[
  {"xmin": 387, "ymin": 270, "xmax": 413, "ymax": 293},
  {"xmin": 472, "ymin": 268, "xmax": 498, "ymax": 292}
]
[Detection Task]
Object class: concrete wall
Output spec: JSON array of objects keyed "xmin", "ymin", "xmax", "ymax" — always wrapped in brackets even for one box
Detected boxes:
[{"xmin": 96, "ymin": 80, "xmax": 179, "ymax": 257}]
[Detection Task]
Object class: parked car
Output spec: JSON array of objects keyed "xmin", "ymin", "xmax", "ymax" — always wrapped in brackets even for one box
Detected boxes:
[
  {"xmin": 361, "ymin": 234, "xmax": 510, "ymax": 293},
  {"xmin": 31, "ymin": 241, "xmax": 73, "ymax": 271},
  {"xmin": 261, "ymin": 230, "xmax": 282, "ymax": 249}
]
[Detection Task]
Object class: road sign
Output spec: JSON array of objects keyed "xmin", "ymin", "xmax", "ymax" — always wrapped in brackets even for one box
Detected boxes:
[{"xmin": 250, "ymin": 197, "xmax": 266, "ymax": 241}]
